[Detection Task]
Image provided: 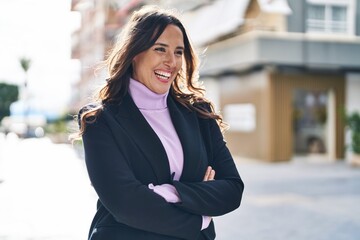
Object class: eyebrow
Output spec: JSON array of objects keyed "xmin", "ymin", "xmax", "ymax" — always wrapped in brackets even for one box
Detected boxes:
[{"xmin": 154, "ymin": 42, "xmax": 184, "ymax": 50}]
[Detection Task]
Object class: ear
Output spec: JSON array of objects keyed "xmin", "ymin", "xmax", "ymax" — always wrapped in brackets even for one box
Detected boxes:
[
  {"xmin": 131, "ymin": 56, "xmax": 137, "ymax": 69},
  {"xmin": 132, "ymin": 55, "xmax": 137, "ymax": 62}
]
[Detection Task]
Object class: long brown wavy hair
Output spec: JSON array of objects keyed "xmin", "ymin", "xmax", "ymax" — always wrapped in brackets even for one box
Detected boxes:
[{"xmin": 74, "ymin": 5, "xmax": 226, "ymax": 138}]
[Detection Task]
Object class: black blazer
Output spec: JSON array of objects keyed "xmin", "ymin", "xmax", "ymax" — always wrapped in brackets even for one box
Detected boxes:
[{"xmin": 81, "ymin": 93, "xmax": 244, "ymax": 240}]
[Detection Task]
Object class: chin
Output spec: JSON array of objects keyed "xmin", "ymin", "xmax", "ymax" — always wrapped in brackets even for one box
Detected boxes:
[
  {"xmin": 155, "ymin": 86, "xmax": 170, "ymax": 94},
  {"xmin": 156, "ymin": 89, "xmax": 168, "ymax": 94}
]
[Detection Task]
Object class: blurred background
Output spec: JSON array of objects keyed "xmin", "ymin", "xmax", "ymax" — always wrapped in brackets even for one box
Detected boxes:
[{"xmin": 0, "ymin": 0, "xmax": 360, "ymax": 239}]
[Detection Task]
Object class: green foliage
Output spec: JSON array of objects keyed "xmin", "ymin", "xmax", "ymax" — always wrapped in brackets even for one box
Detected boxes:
[
  {"xmin": 0, "ymin": 82, "xmax": 19, "ymax": 121},
  {"xmin": 45, "ymin": 114, "xmax": 74, "ymax": 134},
  {"xmin": 347, "ymin": 112, "xmax": 360, "ymax": 154},
  {"xmin": 19, "ymin": 57, "xmax": 31, "ymax": 72},
  {"xmin": 45, "ymin": 120, "xmax": 67, "ymax": 134}
]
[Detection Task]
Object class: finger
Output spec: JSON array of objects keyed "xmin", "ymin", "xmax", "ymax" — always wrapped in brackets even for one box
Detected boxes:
[
  {"xmin": 203, "ymin": 166, "xmax": 211, "ymax": 181},
  {"xmin": 203, "ymin": 166, "xmax": 210, "ymax": 181},
  {"xmin": 208, "ymin": 169, "xmax": 215, "ymax": 180}
]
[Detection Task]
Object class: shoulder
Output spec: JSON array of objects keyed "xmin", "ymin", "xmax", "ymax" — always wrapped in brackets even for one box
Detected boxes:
[
  {"xmin": 79, "ymin": 102, "xmax": 102, "ymax": 116},
  {"xmin": 77, "ymin": 102, "xmax": 104, "ymax": 128},
  {"xmin": 79, "ymin": 101, "xmax": 121, "ymax": 117}
]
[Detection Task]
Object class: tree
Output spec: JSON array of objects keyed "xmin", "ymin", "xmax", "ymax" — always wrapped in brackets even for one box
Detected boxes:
[
  {"xmin": 19, "ymin": 57, "xmax": 32, "ymax": 136},
  {"xmin": 19, "ymin": 57, "xmax": 31, "ymax": 87},
  {"xmin": 0, "ymin": 82, "xmax": 19, "ymax": 121}
]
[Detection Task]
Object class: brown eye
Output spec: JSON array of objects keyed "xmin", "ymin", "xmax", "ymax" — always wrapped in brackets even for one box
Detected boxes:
[
  {"xmin": 175, "ymin": 50, "xmax": 183, "ymax": 56},
  {"xmin": 155, "ymin": 47, "xmax": 166, "ymax": 53}
]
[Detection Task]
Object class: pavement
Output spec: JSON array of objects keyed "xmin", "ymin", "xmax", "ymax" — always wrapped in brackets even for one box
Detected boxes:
[
  {"xmin": 0, "ymin": 134, "xmax": 359, "ymax": 240},
  {"xmin": 0, "ymin": 133, "xmax": 97, "ymax": 240},
  {"xmin": 215, "ymin": 158, "xmax": 360, "ymax": 240}
]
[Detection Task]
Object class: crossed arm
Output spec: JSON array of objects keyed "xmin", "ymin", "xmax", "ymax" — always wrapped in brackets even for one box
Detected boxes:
[
  {"xmin": 82, "ymin": 112, "xmax": 243, "ymax": 239},
  {"xmin": 149, "ymin": 166, "xmax": 216, "ymax": 229}
]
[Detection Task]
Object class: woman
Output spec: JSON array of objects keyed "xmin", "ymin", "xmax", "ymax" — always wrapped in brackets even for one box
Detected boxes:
[{"xmin": 77, "ymin": 5, "xmax": 244, "ymax": 240}]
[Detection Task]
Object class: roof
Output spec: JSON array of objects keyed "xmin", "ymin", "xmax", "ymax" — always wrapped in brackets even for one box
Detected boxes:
[{"xmin": 181, "ymin": 0, "xmax": 292, "ymax": 47}]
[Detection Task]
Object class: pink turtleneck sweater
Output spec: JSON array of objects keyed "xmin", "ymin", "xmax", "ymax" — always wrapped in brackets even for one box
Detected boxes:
[{"xmin": 128, "ymin": 78, "xmax": 211, "ymax": 230}]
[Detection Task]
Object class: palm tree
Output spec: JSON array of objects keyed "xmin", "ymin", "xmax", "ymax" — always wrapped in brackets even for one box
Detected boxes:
[
  {"xmin": 20, "ymin": 57, "xmax": 31, "ymax": 87},
  {"xmin": 19, "ymin": 57, "xmax": 32, "ymax": 137}
]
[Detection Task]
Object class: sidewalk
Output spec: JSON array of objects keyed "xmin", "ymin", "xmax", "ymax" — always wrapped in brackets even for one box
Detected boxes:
[
  {"xmin": 0, "ymin": 134, "xmax": 97, "ymax": 240},
  {"xmin": 0, "ymin": 136, "xmax": 359, "ymax": 239}
]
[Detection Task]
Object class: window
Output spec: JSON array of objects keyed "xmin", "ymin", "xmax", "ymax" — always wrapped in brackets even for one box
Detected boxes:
[{"xmin": 306, "ymin": 0, "xmax": 355, "ymax": 35}]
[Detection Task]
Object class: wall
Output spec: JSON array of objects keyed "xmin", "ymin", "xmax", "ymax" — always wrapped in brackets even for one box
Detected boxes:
[
  {"xmin": 287, "ymin": 0, "xmax": 306, "ymax": 33},
  {"xmin": 346, "ymin": 73, "xmax": 360, "ymax": 114},
  {"xmin": 203, "ymin": 77, "xmax": 220, "ymax": 111},
  {"xmin": 219, "ymin": 69, "xmax": 271, "ymax": 160},
  {"xmin": 356, "ymin": 0, "xmax": 360, "ymax": 36},
  {"xmin": 244, "ymin": 0, "xmax": 288, "ymax": 32},
  {"xmin": 218, "ymin": 68, "xmax": 346, "ymax": 161}
]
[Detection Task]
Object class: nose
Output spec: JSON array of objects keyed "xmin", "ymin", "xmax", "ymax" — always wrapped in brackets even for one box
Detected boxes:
[{"xmin": 164, "ymin": 53, "xmax": 176, "ymax": 69}]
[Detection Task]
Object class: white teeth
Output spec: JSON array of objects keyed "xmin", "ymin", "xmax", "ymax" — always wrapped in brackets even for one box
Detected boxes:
[
  {"xmin": 155, "ymin": 70, "xmax": 171, "ymax": 79},
  {"xmin": 157, "ymin": 75, "xmax": 168, "ymax": 80}
]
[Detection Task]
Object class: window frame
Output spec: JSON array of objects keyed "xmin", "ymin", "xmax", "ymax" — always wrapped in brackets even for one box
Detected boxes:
[{"xmin": 306, "ymin": 0, "xmax": 356, "ymax": 35}]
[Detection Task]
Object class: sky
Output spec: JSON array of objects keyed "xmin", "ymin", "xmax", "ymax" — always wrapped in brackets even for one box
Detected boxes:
[{"xmin": 0, "ymin": 0, "xmax": 80, "ymax": 118}]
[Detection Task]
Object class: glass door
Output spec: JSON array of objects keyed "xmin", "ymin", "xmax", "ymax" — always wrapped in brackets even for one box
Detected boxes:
[{"xmin": 293, "ymin": 89, "xmax": 328, "ymax": 155}]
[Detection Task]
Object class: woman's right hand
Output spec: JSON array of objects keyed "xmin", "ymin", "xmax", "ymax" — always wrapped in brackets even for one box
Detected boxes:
[{"xmin": 203, "ymin": 166, "xmax": 215, "ymax": 181}]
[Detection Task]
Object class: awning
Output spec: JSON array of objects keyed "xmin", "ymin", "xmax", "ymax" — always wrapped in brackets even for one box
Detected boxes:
[{"xmin": 257, "ymin": 0, "xmax": 292, "ymax": 14}]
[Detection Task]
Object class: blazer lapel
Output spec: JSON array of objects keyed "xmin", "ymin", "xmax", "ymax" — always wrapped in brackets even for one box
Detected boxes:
[
  {"xmin": 113, "ymin": 94, "xmax": 171, "ymax": 184},
  {"xmin": 167, "ymin": 97, "xmax": 205, "ymax": 182}
]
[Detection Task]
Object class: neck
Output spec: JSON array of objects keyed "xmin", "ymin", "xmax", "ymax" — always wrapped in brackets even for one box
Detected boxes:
[{"xmin": 128, "ymin": 78, "xmax": 168, "ymax": 110}]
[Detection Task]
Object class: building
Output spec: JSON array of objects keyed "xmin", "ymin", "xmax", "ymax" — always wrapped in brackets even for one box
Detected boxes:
[
  {"xmin": 179, "ymin": 0, "xmax": 360, "ymax": 162},
  {"xmin": 70, "ymin": 0, "xmax": 107, "ymax": 112},
  {"xmin": 70, "ymin": 0, "xmax": 360, "ymax": 162}
]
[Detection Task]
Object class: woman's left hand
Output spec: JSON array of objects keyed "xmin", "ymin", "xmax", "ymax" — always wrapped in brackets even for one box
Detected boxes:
[{"xmin": 203, "ymin": 166, "xmax": 215, "ymax": 181}]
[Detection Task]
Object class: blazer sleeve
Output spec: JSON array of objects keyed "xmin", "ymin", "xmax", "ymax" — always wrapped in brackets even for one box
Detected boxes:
[
  {"xmin": 82, "ymin": 110, "xmax": 203, "ymax": 240},
  {"xmin": 173, "ymin": 116, "xmax": 244, "ymax": 217}
]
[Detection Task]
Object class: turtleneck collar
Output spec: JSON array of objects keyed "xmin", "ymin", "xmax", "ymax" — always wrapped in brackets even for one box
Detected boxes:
[{"xmin": 128, "ymin": 78, "xmax": 168, "ymax": 110}]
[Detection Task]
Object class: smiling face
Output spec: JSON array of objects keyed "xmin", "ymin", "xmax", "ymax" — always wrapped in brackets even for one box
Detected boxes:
[{"xmin": 132, "ymin": 24, "xmax": 184, "ymax": 94}]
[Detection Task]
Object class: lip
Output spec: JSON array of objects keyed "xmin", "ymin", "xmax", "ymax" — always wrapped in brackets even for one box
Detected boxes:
[{"xmin": 155, "ymin": 76, "xmax": 169, "ymax": 83}]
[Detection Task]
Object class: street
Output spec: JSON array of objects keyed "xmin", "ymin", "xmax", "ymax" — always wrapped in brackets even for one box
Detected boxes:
[
  {"xmin": 215, "ymin": 158, "xmax": 360, "ymax": 240},
  {"xmin": 0, "ymin": 135, "xmax": 359, "ymax": 240}
]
